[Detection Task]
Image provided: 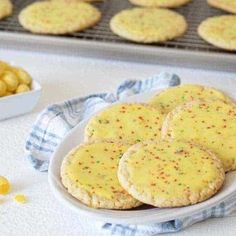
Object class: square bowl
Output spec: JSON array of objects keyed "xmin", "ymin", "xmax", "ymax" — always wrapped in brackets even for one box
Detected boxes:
[{"xmin": 0, "ymin": 80, "xmax": 41, "ymax": 120}]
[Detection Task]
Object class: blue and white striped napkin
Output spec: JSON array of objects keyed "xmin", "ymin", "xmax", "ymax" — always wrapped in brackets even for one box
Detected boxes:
[{"xmin": 25, "ymin": 72, "xmax": 236, "ymax": 235}]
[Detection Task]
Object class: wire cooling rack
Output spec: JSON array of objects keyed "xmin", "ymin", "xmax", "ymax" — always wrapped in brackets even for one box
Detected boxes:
[{"xmin": 0, "ymin": 0, "xmax": 236, "ymax": 71}]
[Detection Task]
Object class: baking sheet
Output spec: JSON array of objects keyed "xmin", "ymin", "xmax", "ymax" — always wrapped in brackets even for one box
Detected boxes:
[{"xmin": 0, "ymin": 0, "xmax": 236, "ymax": 71}]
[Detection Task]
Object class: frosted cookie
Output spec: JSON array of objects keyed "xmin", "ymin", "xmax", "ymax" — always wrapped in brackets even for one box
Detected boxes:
[
  {"xmin": 61, "ymin": 142, "xmax": 141, "ymax": 209},
  {"xmin": 0, "ymin": 0, "xmax": 12, "ymax": 20},
  {"xmin": 129, "ymin": 0, "xmax": 191, "ymax": 8},
  {"xmin": 84, "ymin": 103, "xmax": 165, "ymax": 144},
  {"xmin": 149, "ymin": 84, "xmax": 231, "ymax": 114},
  {"xmin": 162, "ymin": 99, "xmax": 236, "ymax": 172},
  {"xmin": 208, "ymin": 0, "xmax": 236, "ymax": 14},
  {"xmin": 198, "ymin": 15, "xmax": 236, "ymax": 51},
  {"xmin": 118, "ymin": 140, "xmax": 225, "ymax": 207},
  {"xmin": 19, "ymin": 1, "xmax": 101, "ymax": 35},
  {"xmin": 110, "ymin": 8, "xmax": 187, "ymax": 43}
]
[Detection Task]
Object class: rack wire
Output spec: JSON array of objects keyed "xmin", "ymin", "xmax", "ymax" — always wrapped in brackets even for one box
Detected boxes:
[{"xmin": 0, "ymin": 0, "xmax": 235, "ymax": 70}]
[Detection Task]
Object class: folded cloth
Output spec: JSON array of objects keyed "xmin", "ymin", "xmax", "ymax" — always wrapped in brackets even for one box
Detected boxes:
[
  {"xmin": 25, "ymin": 72, "xmax": 236, "ymax": 235},
  {"xmin": 101, "ymin": 193, "xmax": 236, "ymax": 235}
]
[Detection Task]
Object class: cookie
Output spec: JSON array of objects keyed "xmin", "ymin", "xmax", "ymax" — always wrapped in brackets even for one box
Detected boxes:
[
  {"xmin": 84, "ymin": 103, "xmax": 165, "ymax": 144},
  {"xmin": 110, "ymin": 8, "xmax": 187, "ymax": 43},
  {"xmin": 129, "ymin": 0, "xmax": 191, "ymax": 8},
  {"xmin": 162, "ymin": 99, "xmax": 236, "ymax": 172},
  {"xmin": 198, "ymin": 15, "xmax": 236, "ymax": 51},
  {"xmin": 19, "ymin": 1, "xmax": 101, "ymax": 35},
  {"xmin": 51, "ymin": 0, "xmax": 103, "ymax": 2},
  {"xmin": 118, "ymin": 140, "xmax": 225, "ymax": 207},
  {"xmin": 0, "ymin": 0, "xmax": 13, "ymax": 20},
  {"xmin": 208, "ymin": 0, "xmax": 236, "ymax": 14},
  {"xmin": 149, "ymin": 84, "xmax": 231, "ymax": 114},
  {"xmin": 61, "ymin": 141, "xmax": 141, "ymax": 209}
]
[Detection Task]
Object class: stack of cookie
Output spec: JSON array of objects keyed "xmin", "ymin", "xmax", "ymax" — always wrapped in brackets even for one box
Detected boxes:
[
  {"xmin": 198, "ymin": 0, "xmax": 236, "ymax": 51},
  {"xmin": 61, "ymin": 84, "xmax": 236, "ymax": 209},
  {"xmin": 110, "ymin": 0, "xmax": 190, "ymax": 43}
]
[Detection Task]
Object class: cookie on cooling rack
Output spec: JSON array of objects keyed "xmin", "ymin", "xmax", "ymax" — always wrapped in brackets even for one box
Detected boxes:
[
  {"xmin": 208, "ymin": 0, "xmax": 236, "ymax": 14},
  {"xmin": 198, "ymin": 15, "xmax": 236, "ymax": 51},
  {"xmin": 149, "ymin": 84, "xmax": 231, "ymax": 114},
  {"xmin": 18, "ymin": 1, "xmax": 101, "ymax": 35},
  {"xmin": 0, "ymin": 0, "xmax": 13, "ymax": 20},
  {"xmin": 118, "ymin": 140, "xmax": 225, "ymax": 207},
  {"xmin": 129, "ymin": 0, "xmax": 191, "ymax": 8},
  {"xmin": 84, "ymin": 103, "xmax": 165, "ymax": 144},
  {"xmin": 51, "ymin": 0, "xmax": 104, "ymax": 2},
  {"xmin": 61, "ymin": 141, "xmax": 141, "ymax": 209},
  {"xmin": 110, "ymin": 8, "xmax": 187, "ymax": 43},
  {"xmin": 162, "ymin": 99, "xmax": 236, "ymax": 172}
]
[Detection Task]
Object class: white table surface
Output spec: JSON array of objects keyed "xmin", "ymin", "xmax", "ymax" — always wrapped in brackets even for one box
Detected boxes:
[{"xmin": 0, "ymin": 49, "xmax": 236, "ymax": 236}]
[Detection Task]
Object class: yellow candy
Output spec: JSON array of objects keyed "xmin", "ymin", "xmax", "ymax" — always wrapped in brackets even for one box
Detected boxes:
[
  {"xmin": 0, "ymin": 61, "xmax": 9, "ymax": 77},
  {"xmin": 0, "ymin": 80, "xmax": 7, "ymax": 97},
  {"xmin": 16, "ymin": 84, "xmax": 30, "ymax": 94},
  {"xmin": 14, "ymin": 68, "xmax": 32, "ymax": 85},
  {"xmin": 5, "ymin": 91, "xmax": 13, "ymax": 96},
  {"xmin": 14, "ymin": 194, "xmax": 27, "ymax": 204},
  {"xmin": 2, "ymin": 71, "xmax": 19, "ymax": 92},
  {"xmin": 0, "ymin": 176, "xmax": 11, "ymax": 195}
]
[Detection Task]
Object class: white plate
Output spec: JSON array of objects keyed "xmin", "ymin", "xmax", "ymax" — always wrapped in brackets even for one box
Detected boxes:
[
  {"xmin": 48, "ymin": 89, "xmax": 236, "ymax": 224},
  {"xmin": 0, "ymin": 80, "xmax": 41, "ymax": 120}
]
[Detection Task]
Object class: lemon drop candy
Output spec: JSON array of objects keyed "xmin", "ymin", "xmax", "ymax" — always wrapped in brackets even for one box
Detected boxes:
[
  {"xmin": 0, "ymin": 176, "xmax": 11, "ymax": 195},
  {"xmin": 16, "ymin": 84, "xmax": 30, "ymax": 94},
  {"xmin": 0, "ymin": 61, "xmax": 9, "ymax": 77},
  {"xmin": 14, "ymin": 194, "xmax": 27, "ymax": 204},
  {"xmin": 14, "ymin": 68, "xmax": 32, "ymax": 85},
  {"xmin": 0, "ymin": 80, "xmax": 7, "ymax": 97},
  {"xmin": 2, "ymin": 71, "xmax": 19, "ymax": 92}
]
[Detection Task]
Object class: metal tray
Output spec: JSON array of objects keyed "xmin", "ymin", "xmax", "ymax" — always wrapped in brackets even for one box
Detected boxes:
[{"xmin": 0, "ymin": 0, "xmax": 236, "ymax": 71}]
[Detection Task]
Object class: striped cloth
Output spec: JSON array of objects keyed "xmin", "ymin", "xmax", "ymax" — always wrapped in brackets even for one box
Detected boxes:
[{"xmin": 25, "ymin": 72, "xmax": 236, "ymax": 235}]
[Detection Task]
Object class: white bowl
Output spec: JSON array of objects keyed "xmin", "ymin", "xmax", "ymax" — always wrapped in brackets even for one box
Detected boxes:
[
  {"xmin": 48, "ymin": 89, "xmax": 236, "ymax": 224},
  {"xmin": 0, "ymin": 80, "xmax": 41, "ymax": 120}
]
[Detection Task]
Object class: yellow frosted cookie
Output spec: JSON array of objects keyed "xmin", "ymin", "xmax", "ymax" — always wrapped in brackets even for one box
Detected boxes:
[
  {"xmin": 208, "ymin": 0, "xmax": 236, "ymax": 14},
  {"xmin": 19, "ymin": 1, "xmax": 101, "ymax": 35},
  {"xmin": 129, "ymin": 0, "xmax": 191, "ymax": 8},
  {"xmin": 198, "ymin": 15, "xmax": 236, "ymax": 51},
  {"xmin": 162, "ymin": 99, "xmax": 236, "ymax": 172},
  {"xmin": 61, "ymin": 142, "xmax": 141, "ymax": 209},
  {"xmin": 84, "ymin": 103, "xmax": 165, "ymax": 144},
  {"xmin": 149, "ymin": 84, "xmax": 231, "ymax": 114},
  {"xmin": 118, "ymin": 140, "xmax": 225, "ymax": 207},
  {"xmin": 110, "ymin": 8, "xmax": 187, "ymax": 43},
  {"xmin": 0, "ymin": 0, "xmax": 13, "ymax": 20}
]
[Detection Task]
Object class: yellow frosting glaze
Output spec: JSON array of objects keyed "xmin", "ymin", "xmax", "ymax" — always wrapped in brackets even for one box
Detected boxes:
[
  {"xmin": 150, "ymin": 84, "xmax": 229, "ymax": 114},
  {"xmin": 123, "ymin": 140, "xmax": 223, "ymax": 200},
  {"xmin": 85, "ymin": 103, "xmax": 165, "ymax": 144},
  {"xmin": 65, "ymin": 142, "xmax": 130, "ymax": 199},
  {"xmin": 164, "ymin": 99, "xmax": 236, "ymax": 171}
]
